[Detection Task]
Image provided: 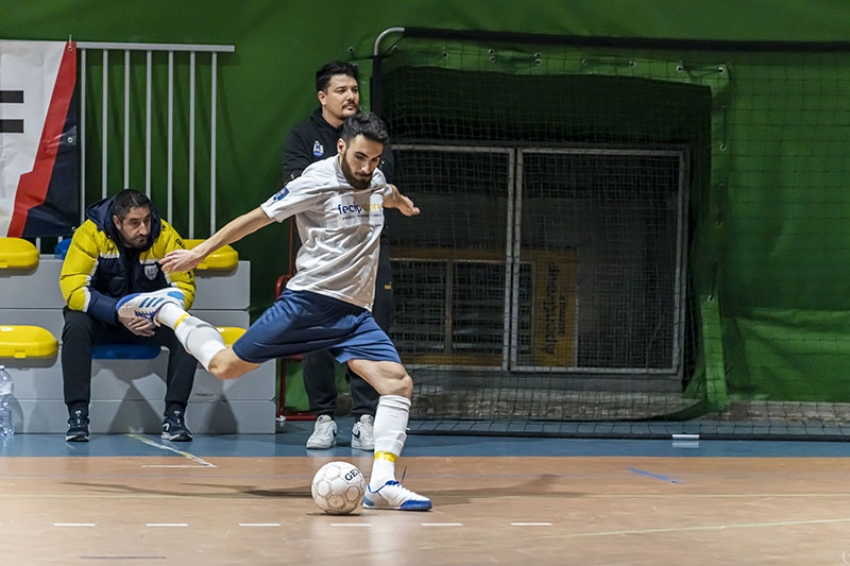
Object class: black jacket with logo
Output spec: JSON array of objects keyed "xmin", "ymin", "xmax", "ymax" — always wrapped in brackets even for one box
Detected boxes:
[{"xmin": 282, "ymin": 108, "xmax": 394, "ymax": 184}]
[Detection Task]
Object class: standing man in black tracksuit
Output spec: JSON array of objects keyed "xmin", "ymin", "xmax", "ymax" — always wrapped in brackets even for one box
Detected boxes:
[{"xmin": 282, "ymin": 61, "xmax": 394, "ymax": 451}]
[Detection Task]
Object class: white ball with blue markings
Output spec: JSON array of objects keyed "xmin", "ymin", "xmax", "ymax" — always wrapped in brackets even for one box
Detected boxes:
[{"xmin": 311, "ymin": 461, "xmax": 366, "ymax": 515}]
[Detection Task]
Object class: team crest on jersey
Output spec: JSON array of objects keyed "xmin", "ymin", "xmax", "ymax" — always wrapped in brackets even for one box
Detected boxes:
[
  {"xmin": 312, "ymin": 140, "xmax": 324, "ymax": 157},
  {"xmin": 144, "ymin": 264, "xmax": 159, "ymax": 280},
  {"xmin": 272, "ymin": 187, "xmax": 290, "ymax": 201}
]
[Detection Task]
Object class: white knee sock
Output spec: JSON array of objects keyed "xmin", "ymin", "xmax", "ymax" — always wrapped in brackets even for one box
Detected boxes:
[
  {"xmin": 370, "ymin": 395, "xmax": 410, "ymax": 487},
  {"xmin": 173, "ymin": 315, "xmax": 226, "ymax": 371},
  {"xmin": 156, "ymin": 303, "xmax": 187, "ymax": 328}
]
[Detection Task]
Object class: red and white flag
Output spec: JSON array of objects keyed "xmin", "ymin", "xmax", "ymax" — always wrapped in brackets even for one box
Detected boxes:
[{"xmin": 0, "ymin": 39, "xmax": 78, "ymax": 237}]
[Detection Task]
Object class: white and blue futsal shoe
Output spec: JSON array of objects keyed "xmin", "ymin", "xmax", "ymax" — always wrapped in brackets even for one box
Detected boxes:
[
  {"xmin": 363, "ymin": 480, "xmax": 432, "ymax": 511},
  {"xmin": 116, "ymin": 288, "xmax": 185, "ymax": 324}
]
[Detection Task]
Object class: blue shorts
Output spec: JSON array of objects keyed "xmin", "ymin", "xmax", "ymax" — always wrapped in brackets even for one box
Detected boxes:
[{"xmin": 232, "ymin": 289, "xmax": 402, "ymax": 365}]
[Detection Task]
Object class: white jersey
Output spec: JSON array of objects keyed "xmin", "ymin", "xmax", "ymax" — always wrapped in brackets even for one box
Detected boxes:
[{"xmin": 260, "ymin": 154, "xmax": 392, "ymax": 310}]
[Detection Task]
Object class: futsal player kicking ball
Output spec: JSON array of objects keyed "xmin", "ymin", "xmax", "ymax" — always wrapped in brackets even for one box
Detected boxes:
[{"xmin": 116, "ymin": 113, "xmax": 431, "ymax": 511}]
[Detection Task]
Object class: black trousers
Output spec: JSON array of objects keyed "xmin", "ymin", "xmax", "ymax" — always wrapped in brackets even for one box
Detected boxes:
[
  {"xmin": 61, "ymin": 307, "xmax": 198, "ymax": 416},
  {"xmin": 302, "ymin": 243, "xmax": 392, "ymax": 418}
]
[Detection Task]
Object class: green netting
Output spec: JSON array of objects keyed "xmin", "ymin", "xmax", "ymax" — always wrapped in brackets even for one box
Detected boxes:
[{"xmin": 375, "ymin": 32, "xmax": 850, "ymax": 438}]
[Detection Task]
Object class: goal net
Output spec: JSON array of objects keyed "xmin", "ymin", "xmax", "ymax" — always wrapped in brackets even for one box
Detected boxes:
[{"xmin": 371, "ymin": 29, "xmax": 850, "ymax": 439}]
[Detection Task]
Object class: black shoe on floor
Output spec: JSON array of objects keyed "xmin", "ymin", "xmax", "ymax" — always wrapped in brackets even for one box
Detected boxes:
[
  {"xmin": 65, "ymin": 410, "xmax": 90, "ymax": 442},
  {"xmin": 161, "ymin": 409, "xmax": 192, "ymax": 441}
]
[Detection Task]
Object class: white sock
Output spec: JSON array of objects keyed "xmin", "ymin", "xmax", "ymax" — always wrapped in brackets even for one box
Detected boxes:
[
  {"xmin": 370, "ymin": 395, "xmax": 410, "ymax": 487},
  {"xmin": 156, "ymin": 303, "xmax": 187, "ymax": 328},
  {"xmin": 173, "ymin": 315, "xmax": 226, "ymax": 371}
]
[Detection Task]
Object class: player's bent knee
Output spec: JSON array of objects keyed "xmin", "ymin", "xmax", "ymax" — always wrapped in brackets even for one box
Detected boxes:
[
  {"xmin": 207, "ymin": 349, "xmax": 257, "ymax": 381},
  {"xmin": 347, "ymin": 359, "xmax": 413, "ymax": 397},
  {"xmin": 382, "ymin": 372, "xmax": 413, "ymax": 398}
]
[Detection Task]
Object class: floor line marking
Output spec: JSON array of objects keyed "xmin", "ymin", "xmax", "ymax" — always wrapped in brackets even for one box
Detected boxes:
[
  {"xmin": 128, "ymin": 433, "xmax": 216, "ymax": 468},
  {"xmin": 512, "ymin": 522, "xmax": 553, "ymax": 526},
  {"xmin": 80, "ymin": 557, "xmax": 166, "ymax": 561},
  {"xmin": 7, "ymin": 492, "xmax": 850, "ymax": 502},
  {"xmin": 588, "ymin": 493, "xmax": 850, "ymax": 499},
  {"xmin": 571, "ymin": 517, "xmax": 850, "ymax": 537},
  {"xmin": 0, "ymin": 494, "xmax": 220, "ymax": 500},
  {"xmin": 627, "ymin": 467, "xmax": 679, "ymax": 483},
  {"xmin": 141, "ymin": 465, "xmax": 211, "ymax": 468}
]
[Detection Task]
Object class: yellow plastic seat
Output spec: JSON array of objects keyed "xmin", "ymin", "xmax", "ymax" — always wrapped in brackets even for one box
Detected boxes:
[
  {"xmin": 216, "ymin": 326, "xmax": 246, "ymax": 346},
  {"xmin": 0, "ymin": 238, "xmax": 39, "ymax": 270},
  {"xmin": 0, "ymin": 325, "xmax": 58, "ymax": 359},
  {"xmin": 184, "ymin": 239, "xmax": 239, "ymax": 271}
]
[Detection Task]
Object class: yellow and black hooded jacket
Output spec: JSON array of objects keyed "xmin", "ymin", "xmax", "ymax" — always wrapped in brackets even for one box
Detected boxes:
[{"xmin": 59, "ymin": 196, "xmax": 195, "ymax": 325}]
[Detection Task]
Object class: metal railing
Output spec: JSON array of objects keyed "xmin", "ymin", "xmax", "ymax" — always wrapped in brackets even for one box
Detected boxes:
[{"xmin": 76, "ymin": 41, "xmax": 234, "ymax": 238}]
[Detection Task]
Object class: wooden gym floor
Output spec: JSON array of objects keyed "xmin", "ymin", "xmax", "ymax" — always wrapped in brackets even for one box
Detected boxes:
[{"xmin": 1, "ymin": 421, "xmax": 849, "ymax": 565}]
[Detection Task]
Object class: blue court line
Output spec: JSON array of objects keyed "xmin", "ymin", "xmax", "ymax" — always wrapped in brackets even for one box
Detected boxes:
[
  {"xmin": 627, "ymin": 467, "xmax": 680, "ymax": 483},
  {"xmin": 6, "ymin": 420, "xmax": 850, "ymax": 458}
]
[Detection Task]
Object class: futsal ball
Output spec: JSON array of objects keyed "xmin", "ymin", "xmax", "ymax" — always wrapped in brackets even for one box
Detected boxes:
[{"xmin": 311, "ymin": 461, "xmax": 367, "ymax": 515}]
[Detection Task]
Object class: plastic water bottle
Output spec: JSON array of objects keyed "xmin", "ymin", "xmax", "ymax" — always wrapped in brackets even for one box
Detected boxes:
[{"xmin": 0, "ymin": 365, "xmax": 15, "ymax": 439}]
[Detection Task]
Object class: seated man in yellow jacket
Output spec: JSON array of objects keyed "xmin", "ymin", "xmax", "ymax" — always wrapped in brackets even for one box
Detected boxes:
[{"xmin": 59, "ymin": 188, "xmax": 197, "ymax": 442}]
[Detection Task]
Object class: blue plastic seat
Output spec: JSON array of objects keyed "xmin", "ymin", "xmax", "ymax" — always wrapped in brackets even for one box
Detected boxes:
[
  {"xmin": 90, "ymin": 328, "xmax": 242, "ymax": 360},
  {"xmin": 54, "ymin": 238, "xmax": 71, "ymax": 259},
  {"xmin": 91, "ymin": 343, "xmax": 161, "ymax": 360}
]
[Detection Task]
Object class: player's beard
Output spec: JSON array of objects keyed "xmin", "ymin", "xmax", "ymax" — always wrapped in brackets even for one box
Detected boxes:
[
  {"xmin": 118, "ymin": 233, "xmax": 148, "ymax": 249},
  {"xmin": 339, "ymin": 151, "xmax": 372, "ymax": 190}
]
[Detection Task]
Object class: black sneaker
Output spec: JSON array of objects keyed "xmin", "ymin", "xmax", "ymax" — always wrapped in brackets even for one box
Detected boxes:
[
  {"xmin": 161, "ymin": 409, "xmax": 192, "ymax": 441},
  {"xmin": 65, "ymin": 410, "xmax": 90, "ymax": 442}
]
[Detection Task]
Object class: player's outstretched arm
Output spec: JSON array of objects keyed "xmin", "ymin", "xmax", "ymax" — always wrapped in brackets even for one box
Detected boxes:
[
  {"xmin": 160, "ymin": 207, "xmax": 274, "ymax": 273},
  {"xmin": 384, "ymin": 184, "xmax": 421, "ymax": 217}
]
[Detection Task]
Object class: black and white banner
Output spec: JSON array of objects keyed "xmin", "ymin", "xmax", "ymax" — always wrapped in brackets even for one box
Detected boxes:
[{"xmin": 0, "ymin": 40, "xmax": 77, "ymax": 238}]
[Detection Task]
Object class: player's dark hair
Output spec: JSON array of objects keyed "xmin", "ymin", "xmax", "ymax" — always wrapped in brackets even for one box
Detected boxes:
[
  {"xmin": 315, "ymin": 61, "xmax": 359, "ymax": 92},
  {"xmin": 112, "ymin": 188, "xmax": 151, "ymax": 221},
  {"xmin": 341, "ymin": 113, "xmax": 389, "ymax": 145}
]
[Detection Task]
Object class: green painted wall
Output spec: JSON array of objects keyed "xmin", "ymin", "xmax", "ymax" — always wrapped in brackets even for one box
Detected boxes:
[{"xmin": 5, "ymin": 0, "xmax": 850, "ymax": 406}]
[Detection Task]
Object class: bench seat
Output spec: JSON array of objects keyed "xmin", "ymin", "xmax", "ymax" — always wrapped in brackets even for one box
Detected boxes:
[{"xmin": 0, "ymin": 325, "xmax": 58, "ymax": 359}]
